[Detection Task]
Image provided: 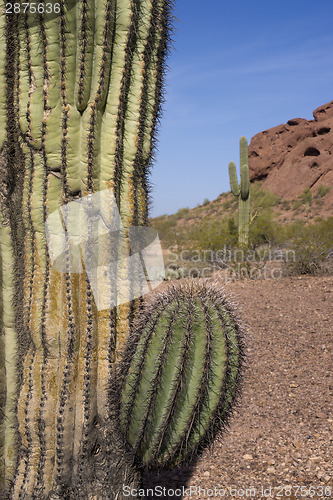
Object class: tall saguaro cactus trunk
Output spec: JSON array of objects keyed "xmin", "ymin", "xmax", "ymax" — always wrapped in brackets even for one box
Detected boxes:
[
  {"xmin": 0, "ymin": 0, "xmax": 171, "ymax": 497},
  {"xmin": 228, "ymin": 137, "xmax": 250, "ymax": 246}
]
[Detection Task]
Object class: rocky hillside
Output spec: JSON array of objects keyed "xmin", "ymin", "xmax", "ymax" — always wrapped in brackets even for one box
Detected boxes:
[{"xmin": 248, "ymin": 101, "xmax": 333, "ymax": 217}]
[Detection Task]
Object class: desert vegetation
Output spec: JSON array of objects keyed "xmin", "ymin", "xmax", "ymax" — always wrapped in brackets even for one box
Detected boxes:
[{"xmin": 151, "ymin": 182, "xmax": 333, "ymax": 279}]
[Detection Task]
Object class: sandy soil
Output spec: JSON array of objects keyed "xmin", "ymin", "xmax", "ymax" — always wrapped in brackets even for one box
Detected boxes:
[{"xmin": 141, "ymin": 276, "xmax": 333, "ymax": 499}]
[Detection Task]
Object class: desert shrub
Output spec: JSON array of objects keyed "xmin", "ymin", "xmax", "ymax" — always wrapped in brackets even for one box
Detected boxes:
[
  {"xmin": 187, "ymin": 219, "xmax": 238, "ymax": 251},
  {"xmin": 299, "ymin": 188, "xmax": 312, "ymax": 205},
  {"xmin": 286, "ymin": 217, "xmax": 333, "ymax": 275},
  {"xmin": 150, "ymin": 213, "xmax": 184, "ymax": 246},
  {"xmin": 202, "ymin": 198, "xmax": 210, "ymax": 206},
  {"xmin": 251, "ymin": 182, "xmax": 281, "ymax": 209},
  {"xmin": 175, "ymin": 207, "xmax": 190, "ymax": 219},
  {"xmin": 292, "ymin": 199, "xmax": 302, "ymax": 210},
  {"xmin": 249, "ymin": 209, "xmax": 282, "ymax": 246},
  {"xmin": 317, "ymin": 185, "xmax": 330, "ymax": 198},
  {"xmin": 281, "ymin": 200, "xmax": 291, "ymax": 210},
  {"xmin": 222, "ymin": 200, "xmax": 232, "ymax": 210}
]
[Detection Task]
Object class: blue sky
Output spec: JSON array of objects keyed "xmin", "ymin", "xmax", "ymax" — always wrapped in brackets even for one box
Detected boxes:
[{"xmin": 149, "ymin": 0, "xmax": 333, "ymax": 217}]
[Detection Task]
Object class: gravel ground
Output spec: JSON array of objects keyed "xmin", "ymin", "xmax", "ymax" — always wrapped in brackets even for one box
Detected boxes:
[{"xmin": 141, "ymin": 276, "xmax": 333, "ymax": 500}]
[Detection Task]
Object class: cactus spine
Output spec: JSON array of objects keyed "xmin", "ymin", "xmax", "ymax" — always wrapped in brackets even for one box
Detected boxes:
[
  {"xmin": 119, "ymin": 280, "xmax": 244, "ymax": 468},
  {"xmin": 0, "ymin": 0, "xmax": 171, "ymax": 497},
  {"xmin": 228, "ymin": 136, "xmax": 250, "ymax": 246}
]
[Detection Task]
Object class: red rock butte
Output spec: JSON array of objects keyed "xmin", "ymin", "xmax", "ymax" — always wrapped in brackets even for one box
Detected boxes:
[{"xmin": 248, "ymin": 101, "xmax": 333, "ymax": 212}]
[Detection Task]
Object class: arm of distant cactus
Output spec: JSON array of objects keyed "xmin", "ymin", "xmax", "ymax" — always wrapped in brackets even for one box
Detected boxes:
[
  {"xmin": 119, "ymin": 280, "xmax": 244, "ymax": 468},
  {"xmin": 228, "ymin": 162, "xmax": 240, "ymax": 197},
  {"xmin": 240, "ymin": 162, "xmax": 250, "ymax": 200},
  {"xmin": 240, "ymin": 136, "xmax": 250, "ymax": 200}
]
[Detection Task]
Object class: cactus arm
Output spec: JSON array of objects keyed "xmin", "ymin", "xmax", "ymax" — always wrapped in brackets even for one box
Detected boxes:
[
  {"xmin": 240, "ymin": 136, "xmax": 249, "ymax": 200},
  {"xmin": 240, "ymin": 161, "xmax": 250, "ymax": 200},
  {"xmin": 99, "ymin": 0, "xmax": 133, "ymax": 194},
  {"xmin": 228, "ymin": 161, "xmax": 240, "ymax": 197},
  {"xmin": 133, "ymin": 0, "xmax": 168, "ymax": 226},
  {"xmin": 239, "ymin": 137, "xmax": 248, "ymax": 177}
]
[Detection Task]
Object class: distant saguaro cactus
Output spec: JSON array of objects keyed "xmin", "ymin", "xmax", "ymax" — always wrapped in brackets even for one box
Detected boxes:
[{"xmin": 229, "ymin": 137, "xmax": 250, "ymax": 246}]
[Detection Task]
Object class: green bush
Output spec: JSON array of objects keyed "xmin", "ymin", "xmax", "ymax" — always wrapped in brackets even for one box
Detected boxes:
[
  {"xmin": 187, "ymin": 219, "xmax": 238, "ymax": 251},
  {"xmin": 175, "ymin": 207, "xmax": 190, "ymax": 219},
  {"xmin": 251, "ymin": 182, "xmax": 281, "ymax": 209},
  {"xmin": 317, "ymin": 185, "xmax": 330, "ymax": 198},
  {"xmin": 249, "ymin": 210, "xmax": 281, "ymax": 246},
  {"xmin": 222, "ymin": 200, "xmax": 232, "ymax": 210},
  {"xmin": 286, "ymin": 217, "xmax": 333, "ymax": 275},
  {"xmin": 292, "ymin": 199, "xmax": 303, "ymax": 210},
  {"xmin": 299, "ymin": 188, "xmax": 312, "ymax": 205},
  {"xmin": 281, "ymin": 200, "xmax": 291, "ymax": 210}
]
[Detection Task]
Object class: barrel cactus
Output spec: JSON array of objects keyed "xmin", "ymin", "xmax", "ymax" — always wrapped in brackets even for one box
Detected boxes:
[
  {"xmin": 229, "ymin": 136, "xmax": 251, "ymax": 246},
  {"xmin": 118, "ymin": 280, "xmax": 244, "ymax": 468},
  {"xmin": 0, "ymin": 0, "xmax": 245, "ymax": 498}
]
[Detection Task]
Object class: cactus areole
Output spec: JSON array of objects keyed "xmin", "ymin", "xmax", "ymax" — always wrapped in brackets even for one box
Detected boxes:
[
  {"xmin": 228, "ymin": 137, "xmax": 251, "ymax": 246},
  {"xmin": 0, "ymin": 1, "xmax": 244, "ymax": 498}
]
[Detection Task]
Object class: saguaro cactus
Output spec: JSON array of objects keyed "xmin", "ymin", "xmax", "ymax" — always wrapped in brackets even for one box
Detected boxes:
[
  {"xmin": 0, "ymin": 0, "xmax": 171, "ymax": 497},
  {"xmin": 228, "ymin": 136, "xmax": 250, "ymax": 246}
]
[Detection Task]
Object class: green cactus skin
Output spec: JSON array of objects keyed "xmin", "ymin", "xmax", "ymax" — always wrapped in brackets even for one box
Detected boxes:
[
  {"xmin": 0, "ymin": 0, "xmax": 172, "ymax": 497},
  {"xmin": 228, "ymin": 136, "xmax": 250, "ymax": 246},
  {"xmin": 118, "ymin": 280, "xmax": 244, "ymax": 468}
]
